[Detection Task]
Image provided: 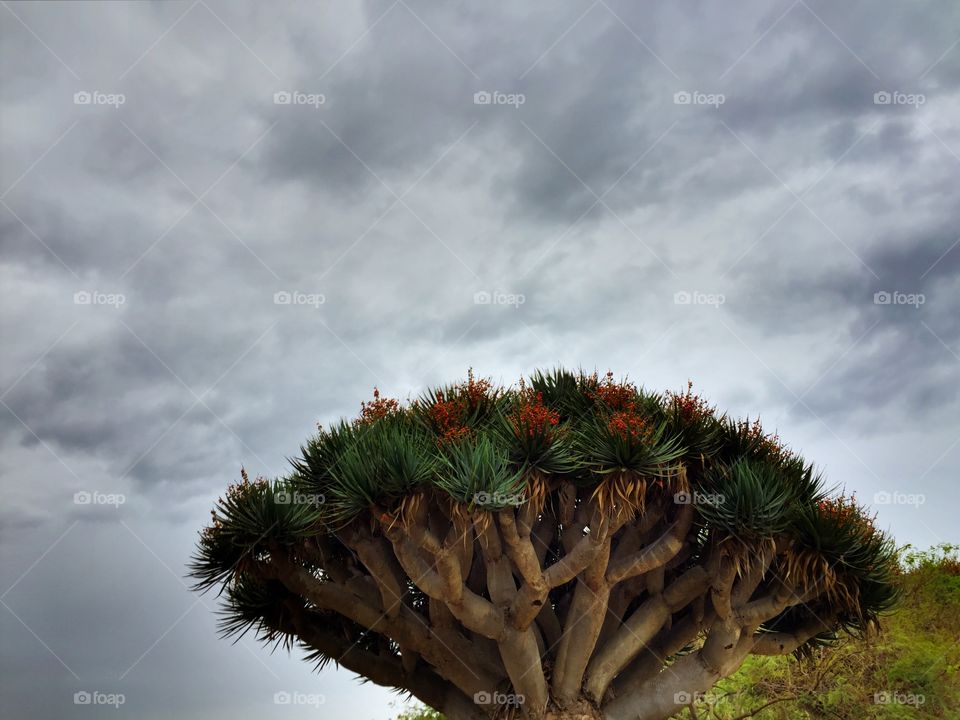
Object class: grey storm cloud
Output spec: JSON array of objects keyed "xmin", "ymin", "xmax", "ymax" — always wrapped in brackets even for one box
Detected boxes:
[{"xmin": 1, "ymin": 1, "xmax": 959, "ymax": 719}]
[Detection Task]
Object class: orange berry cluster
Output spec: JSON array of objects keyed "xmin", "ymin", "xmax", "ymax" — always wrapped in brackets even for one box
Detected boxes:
[
  {"xmin": 583, "ymin": 372, "xmax": 653, "ymax": 443},
  {"xmin": 425, "ymin": 368, "xmax": 496, "ymax": 444},
  {"xmin": 510, "ymin": 384, "xmax": 560, "ymax": 439},
  {"xmin": 229, "ymin": 466, "xmax": 266, "ymax": 496},
  {"xmin": 461, "ymin": 368, "xmax": 493, "ymax": 410},
  {"xmin": 736, "ymin": 417, "xmax": 790, "ymax": 462},
  {"xmin": 205, "ymin": 467, "xmax": 267, "ymax": 536},
  {"xmin": 670, "ymin": 380, "xmax": 714, "ymax": 422},
  {"xmin": 428, "ymin": 390, "xmax": 472, "ymax": 445},
  {"xmin": 587, "ymin": 371, "xmax": 638, "ymax": 411},
  {"xmin": 817, "ymin": 493, "xmax": 877, "ymax": 536},
  {"xmin": 607, "ymin": 409, "xmax": 654, "ymax": 443},
  {"xmin": 358, "ymin": 387, "xmax": 400, "ymax": 424}
]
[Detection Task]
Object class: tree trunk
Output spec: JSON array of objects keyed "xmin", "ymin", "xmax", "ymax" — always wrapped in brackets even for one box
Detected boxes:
[{"xmin": 543, "ymin": 700, "xmax": 604, "ymax": 720}]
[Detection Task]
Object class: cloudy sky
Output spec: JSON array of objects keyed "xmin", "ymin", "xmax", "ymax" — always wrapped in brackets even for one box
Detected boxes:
[{"xmin": 1, "ymin": 1, "xmax": 958, "ymax": 717}]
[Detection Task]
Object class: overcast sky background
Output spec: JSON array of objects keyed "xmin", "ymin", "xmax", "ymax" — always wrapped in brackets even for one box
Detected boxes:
[{"xmin": 1, "ymin": 1, "xmax": 958, "ymax": 718}]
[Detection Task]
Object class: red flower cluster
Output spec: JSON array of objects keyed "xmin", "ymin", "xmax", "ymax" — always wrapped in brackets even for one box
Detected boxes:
[
  {"xmin": 428, "ymin": 390, "xmax": 472, "ymax": 445},
  {"xmin": 425, "ymin": 369, "xmax": 496, "ymax": 445},
  {"xmin": 817, "ymin": 493, "xmax": 877, "ymax": 536},
  {"xmin": 358, "ymin": 387, "xmax": 400, "ymax": 424},
  {"xmin": 206, "ymin": 467, "xmax": 267, "ymax": 535},
  {"xmin": 461, "ymin": 368, "xmax": 493, "ymax": 411},
  {"xmin": 587, "ymin": 371, "xmax": 638, "ymax": 411},
  {"xmin": 670, "ymin": 380, "xmax": 714, "ymax": 422},
  {"xmin": 232, "ymin": 466, "xmax": 266, "ymax": 494},
  {"xmin": 582, "ymin": 372, "xmax": 654, "ymax": 443},
  {"xmin": 511, "ymin": 384, "xmax": 560, "ymax": 439},
  {"xmin": 736, "ymin": 417, "xmax": 790, "ymax": 462},
  {"xmin": 607, "ymin": 409, "xmax": 654, "ymax": 442}
]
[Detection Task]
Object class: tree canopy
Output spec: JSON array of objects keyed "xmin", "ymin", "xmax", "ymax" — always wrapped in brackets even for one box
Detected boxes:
[{"xmin": 190, "ymin": 368, "xmax": 898, "ymax": 720}]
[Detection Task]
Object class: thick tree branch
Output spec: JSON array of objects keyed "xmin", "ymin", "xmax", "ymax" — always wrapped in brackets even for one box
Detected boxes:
[
  {"xmin": 552, "ymin": 536, "xmax": 613, "ymax": 705},
  {"xmin": 751, "ymin": 615, "xmax": 834, "ymax": 656},
  {"xmin": 383, "ymin": 529, "xmax": 504, "ymax": 639},
  {"xmin": 475, "ymin": 515, "xmax": 549, "ymax": 718},
  {"xmin": 585, "ymin": 565, "xmax": 711, "ymax": 702},
  {"xmin": 606, "ymin": 503, "xmax": 694, "ymax": 584},
  {"xmin": 264, "ymin": 551, "xmax": 498, "ymax": 698},
  {"xmin": 290, "ymin": 605, "xmax": 490, "ymax": 720}
]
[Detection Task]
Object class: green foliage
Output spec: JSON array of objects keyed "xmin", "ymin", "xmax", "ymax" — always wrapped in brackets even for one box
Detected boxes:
[
  {"xmin": 663, "ymin": 381, "xmax": 725, "ymax": 460},
  {"xmin": 796, "ymin": 495, "xmax": 900, "ymax": 630},
  {"xmin": 527, "ymin": 367, "xmax": 591, "ymax": 421},
  {"xmin": 217, "ymin": 574, "xmax": 299, "ymax": 646},
  {"xmin": 716, "ymin": 416, "xmax": 790, "ymax": 466},
  {"xmin": 897, "ymin": 544, "xmax": 960, "ymax": 633},
  {"xmin": 498, "ymin": 416, "xmax": 578, "ymax": 478},
  {"xmin": 435, "ymin": 434, "xmax": 525, "ymax": 509},
  {"xmin": 574, "ymin": 412, "xmax": 686, "ymax": 478},
  {"xmin": 191, "ymin": 367, "xmax": 901, "ymax": 658},
  {"xmin": 326, "ymin": 417, "xmax": 438, "ymax": 523},
  {"xmin": 389, "ymin": 701, "xmax": 446, "ymax": 720},
  {"xmin": 696, "ymin": 545, "xmax": 960, "ymax": 719},
  {"xmin": 698, "ymin": 459, "xmax": 815, "ymax": 538},
  {"xmin": 189, "ymin": 474, "xmax": 322, "ymax": 592}
]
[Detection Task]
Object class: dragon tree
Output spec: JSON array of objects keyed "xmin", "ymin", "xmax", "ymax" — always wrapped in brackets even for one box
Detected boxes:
[{"xmin": 190, "ymin": 369, "xmax": 898, "ymax": 720}]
